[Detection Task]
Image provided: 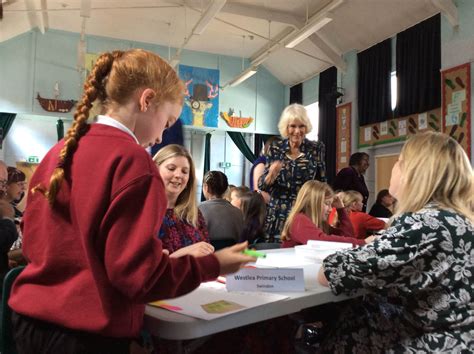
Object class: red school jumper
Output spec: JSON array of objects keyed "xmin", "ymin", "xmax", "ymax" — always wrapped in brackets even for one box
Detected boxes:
[
  {"xmin": 9, "ymin": 124, "xmax": 219, "ymax": 338},
  {"xmin": 349, "ymin": 211, "xmax": 386, "ymax": 239},
  {"xmin": 281, "ymin": 208, "xmax": 364, "ymax": 248}
]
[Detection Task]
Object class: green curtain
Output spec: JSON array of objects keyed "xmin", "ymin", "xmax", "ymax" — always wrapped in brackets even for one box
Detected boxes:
[
  {"xmin": 201, "ymin": 133, "xmax": 212, "ymax": 202},
  {"xmin": 227, "ymin": 131, "xmax": 256, "ymax": 163},
  {"xmin": 56, "ymin": 119, "xmax": 64, "ymax": 141},
  {"xmin": 0, "ymin": 113, "xmax": 17, "ymax": 149}
]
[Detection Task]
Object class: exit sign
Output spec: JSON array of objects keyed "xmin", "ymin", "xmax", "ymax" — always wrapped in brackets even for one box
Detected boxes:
[{"xmin": 27, "ymin": 156, "xmax": 39, "ymax": 163}]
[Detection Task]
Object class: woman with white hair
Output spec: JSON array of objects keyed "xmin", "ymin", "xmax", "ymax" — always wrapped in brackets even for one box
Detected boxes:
[
  {"xmin": 258, "ymin": 103, "xmax": 326, "ymax": 241},
  {"xmin": 318, "ymin": 131, "xmax": 474, "ymax": 352}
]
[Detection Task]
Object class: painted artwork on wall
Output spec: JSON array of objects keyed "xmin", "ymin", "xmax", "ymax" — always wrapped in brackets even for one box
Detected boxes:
[
  {"xmin": 179, "ymin": 64, "xmax": 220, "ymax": 128},
  {"xmin": 220, "ymin": 108, "xmax": 254, "ymax": 128}
]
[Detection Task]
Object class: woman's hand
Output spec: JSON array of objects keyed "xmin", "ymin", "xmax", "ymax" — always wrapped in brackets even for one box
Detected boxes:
[
  {"xmin": 332, "ymin": 195, "xmax": 344, "ymax": 209},
  {"xmin": 265, "ymin": 161, "xmax": 284, "ymax": 185},
  {"xmin": 170, "ymin": 242, "xmax": 215, "ymax": 258},
  {"xmin": 214, "ymin": 241, "xmax": 257, "ymax": 275},
  {"xmin": 364, "ymin": 235, "xmax": 378, "ymax": 244}
]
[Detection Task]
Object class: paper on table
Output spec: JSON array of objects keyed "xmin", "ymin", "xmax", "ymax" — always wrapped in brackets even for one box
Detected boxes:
[
  {"xmin": 255, "ymin": 252, "xmax": 314, "ymax": 268},
  {"xmin": 306, "ymin": 240, "xmax": 352, "ymax": 250},
  {"xmin": 149, "ymin": 282, "xmax": 288, "ymax": 320}
]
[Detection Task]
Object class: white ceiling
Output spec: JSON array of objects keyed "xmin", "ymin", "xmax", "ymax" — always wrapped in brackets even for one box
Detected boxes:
[{"xmin": 0, "ymin": 0, "xmax": 451, "ymax": 85}]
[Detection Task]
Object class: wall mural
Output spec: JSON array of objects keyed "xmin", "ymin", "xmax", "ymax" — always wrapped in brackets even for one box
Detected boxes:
[{"xmin": 179, "ymin": 64, "xmax": 219, "ymax": 128}]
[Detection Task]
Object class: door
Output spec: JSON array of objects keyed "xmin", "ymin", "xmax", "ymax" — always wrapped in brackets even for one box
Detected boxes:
[{"xmin": 375, "ymin": 154, "xmax": 399, "ymax": 194}]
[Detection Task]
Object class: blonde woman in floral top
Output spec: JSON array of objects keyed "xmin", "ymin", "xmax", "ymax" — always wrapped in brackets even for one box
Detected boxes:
[{"xmin": 318, "ymin": 132, "xmax": 474, "ymax": 353}]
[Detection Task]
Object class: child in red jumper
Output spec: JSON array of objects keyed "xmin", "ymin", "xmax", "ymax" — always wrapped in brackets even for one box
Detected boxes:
[
  {"xmin": 281, "ymin": 181, "xmax": 376, "ymax": 248},
  {"xmin": 9, "ymin": 49, "xmax": 255, "ymax": 354},
  {"xmin": 340, "ymin": 190, "xmax": 386, "ymax": 239}
]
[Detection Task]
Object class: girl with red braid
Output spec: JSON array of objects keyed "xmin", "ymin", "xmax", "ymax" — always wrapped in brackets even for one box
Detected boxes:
[{"xmin": 9, "ymin": 49, "xmax": 255, "ymax": 354}]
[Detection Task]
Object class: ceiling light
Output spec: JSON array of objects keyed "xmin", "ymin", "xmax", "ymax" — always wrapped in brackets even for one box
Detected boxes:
[
  {"xmin": 193, "ymin": 0, "xmax": 227, "ymax": 35},
  {"xmin": 285, "ymin": 17, "xmax": 332, "ymax": 48},
  {"xmin": 226, "ymin": 67, "xmax": 257, "ymax": 87}
]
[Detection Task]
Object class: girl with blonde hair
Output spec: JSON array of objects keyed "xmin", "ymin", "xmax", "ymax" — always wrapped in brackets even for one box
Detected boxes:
[
  {"xmin": 330, "ymin": 190, "xmax": 386, "ymax": 238},
  {"xmin": 9, "ymin": 49, "xmax": 255, "ymax": 353},
  {"xmin": 153, "ymin": 144, "xmax": 214, "ymax": 257},
  {"xmin": 281, "ymin": 180, "xmax": 369, "ymax": 248},
  {"xmin": 318, "ymin": 132, "xmax": 474, "ymax": 352}
]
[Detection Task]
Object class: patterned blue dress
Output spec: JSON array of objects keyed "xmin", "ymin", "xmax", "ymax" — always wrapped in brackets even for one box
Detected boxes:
[
  {"xmin": 321, "ymin": 204, "xmax": 474, "ymax": 353},
  {"xmin": 258, "ymin": 138, "xmax": 326, "ymax": 239}
]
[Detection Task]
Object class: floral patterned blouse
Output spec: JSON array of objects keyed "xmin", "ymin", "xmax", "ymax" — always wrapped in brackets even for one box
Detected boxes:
[
  {"xmin": 158, "ymin": 209, "xmax": 210, "ymax": 254},
  {"xmin": 321, "ymin": 204, "xmax": 474, "ymax": 353},
  {"xmin": 259, "ymin": 138, "xmax": 326, "ymax": 240}
]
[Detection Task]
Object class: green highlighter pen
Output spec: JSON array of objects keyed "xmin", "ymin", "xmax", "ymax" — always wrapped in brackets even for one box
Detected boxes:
[{"xmin": 242, "ymin": 249, "xmax": 266, "ymax": 258}]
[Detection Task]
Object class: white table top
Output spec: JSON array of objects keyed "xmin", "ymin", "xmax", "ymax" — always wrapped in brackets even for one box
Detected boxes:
[{"xmin": 143, "ymin": 248, "xmax": 350, "ymax": 340}]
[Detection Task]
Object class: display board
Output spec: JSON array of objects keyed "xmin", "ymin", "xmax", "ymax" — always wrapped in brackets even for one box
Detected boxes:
[
  {"xmin": 358, "ymin": 107, "xmax": 441, "ymax": 148},
  {"xmin": 335, "ymin": 102, "xmax": 351, "ymax": 172},
  {"xmin": 441, "ymin": 62, "xmax": 471, "ymax": 158}
]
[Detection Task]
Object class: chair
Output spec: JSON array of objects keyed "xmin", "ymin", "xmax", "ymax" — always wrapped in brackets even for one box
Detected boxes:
[{"xmin": 1, "ymin": 266, "xmax": 25, "ymax": 354}]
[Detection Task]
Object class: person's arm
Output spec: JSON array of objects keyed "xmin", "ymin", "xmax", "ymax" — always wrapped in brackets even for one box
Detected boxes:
[
  {"xmin": 258, "ymin": 143, "xmax": 284, "ymax": 192},
  {"xmin": 170, "ymin": 241, "xmax": 215, "ymax": 258},
  {"xmin": 330, "ymin": 208, "xmax": 355, "ymax": 237},
  {"xmin": 360, "ymin": 213, "xmax": 386, "ymax": 232},
  {"xmin": 318, "ymin": 266, "xmax": 329, "ymax": 287},
  {"xmin": 253, "ymin": 163, "xmax": 265, "ymax": 191},
  {"xmin": 291, "ymin": 213, "xmax": 364, "ymax": 246},
  {"xmin": 320, "ymin": 211, "xmax": 450, "ymax": 296},
  {"xmin": 102, "ymin": 174, "xmax": 254, "ymax": 303}
]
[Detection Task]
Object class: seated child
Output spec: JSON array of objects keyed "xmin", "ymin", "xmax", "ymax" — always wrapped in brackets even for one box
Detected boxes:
[
  {"xmin": 199, "ymin": 171, "xmax": 243, "ymax": 250},
  {"xmin": 228, "ymin": 185, "xmax": 250, "ymax": 209},
  {"xmin": 239, "ymin": 191, "xmax": 267, "ymax": 244},
  {"xmin": 334, "ymin": 190, "xmax": 386, "ymax": 238},
  {"xmin": 280, "ymin": 181, "xmax": 376, "ymax": 248}
]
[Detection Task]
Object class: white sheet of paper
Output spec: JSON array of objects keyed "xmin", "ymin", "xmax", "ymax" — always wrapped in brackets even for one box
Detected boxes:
[
  {"xmin": 446, "ymin": 102, "xmax": 462, "ymax": 126},
  {"xmin": 452, "ymin": 90, "xmax": 466, "ymax": 103},
  {"xmin": 306, "ymin": 240, "xmax": 353, "ymax": 250},
  {"xmin": 364, "ymin": 127, "xmax": 371, "ymax": 141},
  {"xmin": 380, "ymin": 121, "xmax": 388, "ymax": 135},
  {"xmin": 149, "ymin": 282, "xmax": 288, "ymax": 320},
  {"xmin": 340, "ymin": 139, "xmax": 346, "ymax": 153},
  {"xmin": 398, "ymin": 120, "xmax": 407, "ymax": 136},
  {"xmin": 418, "ymin": 113, "xmax": 428, "ymax": 129}
]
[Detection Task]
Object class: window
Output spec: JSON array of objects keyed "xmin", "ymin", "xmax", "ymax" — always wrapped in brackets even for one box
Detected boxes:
[
  {"xmin": 305, "ymin": 102, "xmax": 319, "ymax": 141},
  {"xmin": 391, "ymin": 71, "xmax": 397, "ymax": 111}
]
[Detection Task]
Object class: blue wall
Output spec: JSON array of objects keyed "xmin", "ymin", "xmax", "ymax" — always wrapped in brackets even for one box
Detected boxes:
[{"xmin": 0, "ymin": 29, "xmax": 285, "ymax": 134}]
